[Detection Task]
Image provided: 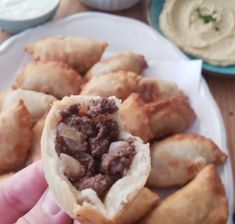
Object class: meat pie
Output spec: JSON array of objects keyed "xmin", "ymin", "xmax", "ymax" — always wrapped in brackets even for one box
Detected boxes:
[
  {"xmin": 2, "ymin": 89, "xmax": 57, "ymax": 122},
  {"xmin": 148, "ymin": 133, "xmax": 227, "ymax": 188},
  {"xmin": 141, "ymin": 165, "xmax": 228, "ymax": 224},
  {"xmin": 0, "ymin": 100, "xmax": 32, "ymax": 173},
  {"xmin": 81, "ymin": 71, "xmax": 140, "ymax": 100},
  {"xmin": 85, "ymin": 51, "xmax": 147, "ymax": 79},
  {"xmin": 41, "ymin": 96, "xmax": 151, "ymax": 223},
  {"xmin": 26, "ymin": 36, "xmax": 108, "ymax": 74},
  {"xmin": 14, "ymin": 61, "xmax": 84, "ymax": 99}
]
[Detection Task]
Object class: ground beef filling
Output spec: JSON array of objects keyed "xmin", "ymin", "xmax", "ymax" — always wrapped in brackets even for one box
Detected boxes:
[{"xmin": 55, "ymin": 98, "xmax": 136, "ymax": 199}]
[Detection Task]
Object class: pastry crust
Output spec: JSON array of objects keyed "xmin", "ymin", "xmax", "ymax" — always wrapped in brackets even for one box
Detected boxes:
[
  {"xmin": 148, "ymin": 133, "xmax": 227, "ymax": 188},
  {"xmin": 120, "ymin": 77, "xmax": 196, "ymax": 142},
  {"xmin": 14, "ymin": 61, "xmax": 84, "ymax": 99},
  {"xmin": 27, "ymin": 114, "xmax": 47, "ymax": 165},
  {"xmin": 81, "ymin": 71, "xmax": 140, "ymax": 100},
  {"xmin": 26, "ymin": 36, "xmax": 108, "ymax": 73},
  {"xmin": 137, "ymin": 77, "xmax": 186, "ymax": 102},
  {"xmin": 86, "ymin": 51, "xmax": 147, "ymax": 79},
  {"xmin": 141, "ymin": 165, "xmax": 228, "ymax": 224},
  {"xmin": 120, "ymin": 93, "xmax": 154, "ymax": 143},
  {"xmin": 0, "ymin": 100, "xmax": 32, "ymax": 173},
  {"xmin": 41, "ymin": 96, "xmax": 150, "ymax": 223},
  {"xmin": 120, "ymin": 93, "xmax": 196, "ymax": 142},
  {"xmin": 146, "ymin": 97, "xmax": 196, "ymax": 139},
  {"xmin": 2, "ymin": 89, "xmax": 57, "ymax": 122},
  {"xmin": 114, "ymin": 187, "xmax": 160, "ymax": 224}
]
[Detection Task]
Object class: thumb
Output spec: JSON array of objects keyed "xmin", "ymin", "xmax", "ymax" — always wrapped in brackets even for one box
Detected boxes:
[{"xmin": 16, "ymin": 189, "xmax": 73, "ymax": 224}]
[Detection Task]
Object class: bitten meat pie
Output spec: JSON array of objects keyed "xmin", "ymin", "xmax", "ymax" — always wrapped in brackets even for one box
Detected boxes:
[{"xmin": 41, "ymin": 96, "xmax": 150, "ymax": 224}]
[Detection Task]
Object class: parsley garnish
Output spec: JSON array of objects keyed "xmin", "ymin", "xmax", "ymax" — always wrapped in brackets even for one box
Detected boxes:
[
  {"xmin": 196, "ymin": 7, "xmax": 219, "ymax": 31},
  {"xmin": 196, "ymin": 7, "xmax": 217, "ymax": 23}
]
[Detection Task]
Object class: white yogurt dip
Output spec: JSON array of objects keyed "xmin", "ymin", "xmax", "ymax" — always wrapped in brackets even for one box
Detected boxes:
[{"xmin": 0, "ymin": 0, "xmax": 59, "ymax": 20}]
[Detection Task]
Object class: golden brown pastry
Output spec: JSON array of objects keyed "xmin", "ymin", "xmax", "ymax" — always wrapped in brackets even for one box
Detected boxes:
[
  {"xmin": 41, "ymin": 96, "xmax": 150, "ymax": 223},
  {"xmin": 27, "ymin": 114, "xmax": 47, "ymax": 164},
  {"xmin": 147, "ymin": 97, "xmax": 196, "ymax": 139},
  {"xmin": 81, "ymin": 71, "xmax": 140, "ymax": 100},
  {"xmin": 26, "ymin": 36, "xmax": 108, "ymax": 73},
  {"xmin": 148, "ymin": 133, "xmax": 227, "ymax": 188},
  {"xmin": 0, "ymin": 101, "xmax": 32, "ymax": 173},
  {"xmin": 14, "ymin": 61, "xmax": 84, "ymax": 99},
  {"xmin": 120, "ymin": 93, "xmax": 196, "ymax": 142},
  {"xmin": 115, "ymin": 187, "xmax": 160, "ymax": 224},
  {"xmin": 86, "ymin": 51, "xmax": 147, "ymax": 79},
  {"xmin": 120, "ymin": 93, "xmax": 153, "ymax": 143},
  {"xmin": 120, "ymin": 77, "xmax": 196, "ymax": 142},
  {"xmin": 1, "ymin": 89, "xmax": 57, "ymax": 122},
  {"xmin": 141, "ymin": 165, "xmax": 228, "ymax": 224},
  {"xmin": 138, "ymin": 77, "xmax": 186, "ymax": 102}
]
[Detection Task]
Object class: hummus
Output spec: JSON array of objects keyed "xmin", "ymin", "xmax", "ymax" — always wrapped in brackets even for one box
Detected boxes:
[{"xmin": 160, "ymin": 0, "xmax": 235, "ymax": 66}]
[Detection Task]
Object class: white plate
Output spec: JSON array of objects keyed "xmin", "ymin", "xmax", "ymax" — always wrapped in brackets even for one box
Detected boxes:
[{"xmin": 0, "ymin": 12, "xmax": 233, "ymax": 223}]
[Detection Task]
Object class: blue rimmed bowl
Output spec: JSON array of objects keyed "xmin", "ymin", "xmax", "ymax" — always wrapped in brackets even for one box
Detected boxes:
[
  {"xmin": 0, "ymin": 0, "xmax": 60, "ymax": 34},
  {"xmin": 147, "ymin": 0, "xmax": 235, "ymax": 77}
]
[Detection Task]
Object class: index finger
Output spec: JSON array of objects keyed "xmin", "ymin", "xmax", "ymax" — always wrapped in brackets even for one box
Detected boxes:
[{"xmin": 0, "ymin": 160, "xmax": 47, "ymax": 224}]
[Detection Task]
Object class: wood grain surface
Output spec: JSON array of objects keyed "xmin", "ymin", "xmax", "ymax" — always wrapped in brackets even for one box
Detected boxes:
[{"xmin": 0, "ymin": 0, "xmax": 235, "ymax": 208}]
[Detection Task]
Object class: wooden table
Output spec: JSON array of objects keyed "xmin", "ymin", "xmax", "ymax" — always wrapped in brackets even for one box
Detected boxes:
[{"xmin": 1, "ymin": 0, "xmax": 235, "ymax": 208}]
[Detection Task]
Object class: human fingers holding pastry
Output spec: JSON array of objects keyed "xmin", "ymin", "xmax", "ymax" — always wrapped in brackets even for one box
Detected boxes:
[
  {"xmin": 41, "ymin": 95, "xmax": 152, "ymax": 224},
  {"xmin": 0, "ymin": 161, "xmax": 73, "ymax": 224}
]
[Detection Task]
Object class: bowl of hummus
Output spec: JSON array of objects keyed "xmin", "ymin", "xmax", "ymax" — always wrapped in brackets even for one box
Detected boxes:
[{"xmin": 147, "ymin": 0, "xmax": 235, "ymax": 76}]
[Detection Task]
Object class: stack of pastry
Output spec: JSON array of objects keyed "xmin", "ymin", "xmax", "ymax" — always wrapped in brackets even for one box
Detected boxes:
[
  {"xmin": 0, "ymin": 36, "xmax": 107, "ymax": 176},
  {"xmin": 78, "ymin": 51, "xmax": 228, "ymax": 223},
  {"xmin": 0, "ymin": 36, "xmax": 229, "ymax": 224}
]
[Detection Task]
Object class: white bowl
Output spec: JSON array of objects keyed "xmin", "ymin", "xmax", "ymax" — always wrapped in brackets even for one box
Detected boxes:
[
  {"xmin": 0, "ymin": 0, "xmax": 59, "ymax": 33},
  {"xmin": 81, "ymin": 0, "xmax": 142, "ymax": 11}
]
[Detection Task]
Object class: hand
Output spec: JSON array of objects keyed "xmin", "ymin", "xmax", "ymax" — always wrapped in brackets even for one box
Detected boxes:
[{"xmin": 0, "ymin": 161, "xmax": 77, "ymax": 224}]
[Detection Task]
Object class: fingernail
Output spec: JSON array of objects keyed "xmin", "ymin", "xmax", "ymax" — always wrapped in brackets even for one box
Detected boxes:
[
  {"xmin": 73, "ymin": 221, "xmax": 80, "ymax": 224},
  {"xmin": 41, "ymin": 189, "xmax": 60, "ymax": 216}
]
